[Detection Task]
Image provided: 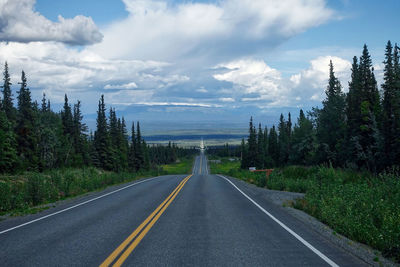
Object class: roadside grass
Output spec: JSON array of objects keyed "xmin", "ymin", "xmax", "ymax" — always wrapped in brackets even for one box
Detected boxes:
[
  {"xmin": 210, "ymin": 158, "xmax": 400, "ymax": 263},
  {"xmin": 160, "ymin": 156, "xmax": 194, "ymax": 174},
  {"xmin": 210, "ymin": 159, "xmax": 268, "ymax": 187},
  {"xmin": 0, "ymin": 156, "xmax": 194, "ymax": 217}
]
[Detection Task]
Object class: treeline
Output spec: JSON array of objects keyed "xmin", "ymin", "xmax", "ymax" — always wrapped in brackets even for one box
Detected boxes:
[
  {"xmin": 207, "ymin": 144, "xmax": 241, "ymax": 158},
  {"xmin": 0, "ymin": 64, "xmax": 194, "ymax": 174},
  {"xmin": 241, "ymin": 42, "xmax": 400, "ymax": 172},
  {"xmin": 149, "ymin": 142, "xmax": 197, "ymax": 166}
]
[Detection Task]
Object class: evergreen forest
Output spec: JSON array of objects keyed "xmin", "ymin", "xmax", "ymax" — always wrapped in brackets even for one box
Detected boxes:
[
  {"xmin": 240, "ymin": 42, "xmax": 400, "ymax": 173},
  {"xmin": 0, "ymin": 65, "xmax": 195, "ymax": 175}
]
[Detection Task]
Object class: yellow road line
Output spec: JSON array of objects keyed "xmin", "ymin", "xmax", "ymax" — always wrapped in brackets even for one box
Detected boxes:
[
  {"xmin": 113, "ymin": 175, "xmax": 191, "ymax": 266},
  {"xmin": 100, "ymin": 175, "xmax": 192, "ymax": 267}
]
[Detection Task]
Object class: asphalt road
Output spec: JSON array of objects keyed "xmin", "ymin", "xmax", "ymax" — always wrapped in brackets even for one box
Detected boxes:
[{"xmin": 0, "ymin": 151, "xmax": 367, "ymax": 266}]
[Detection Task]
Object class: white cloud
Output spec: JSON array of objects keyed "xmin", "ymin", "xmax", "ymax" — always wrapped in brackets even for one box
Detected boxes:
[
  {"xmin": 220, "ymin": 97, "xmax": 235, "ymax": 102},
  {"xmin": 139, "ymin": 73, "xmax": 190, "ymax": 88},
  {"xmin": 214, "ymin": 59, "xmax": 290, "ymax": 106},
  {"xmin": 104, "ymin": 82, "xmax": 138, "ymax": 90},
  {"xmin": 290, "ymin": 56, "xmax": 352, "ymax": 101},
  {"xmin": 0, "ymin": 0, "xmax": 346, "ymax": 117},
  {"xmin": 213, "ymin": 56, "xmax": 353, "ymax": 108},
  {"xmin": 196, "ymin": 87, "xmax": 208, "ymax": 93},
  {"xmin": 91, "ymin": 0, "xmax": 333, "ymax": 63},
  {"xmin": 0, "ymin": 42, "xmax": 187, "ymax": 106},
  {"xmin": 0, "ymin": 0, "xmax": 102, "ymax": 45}
]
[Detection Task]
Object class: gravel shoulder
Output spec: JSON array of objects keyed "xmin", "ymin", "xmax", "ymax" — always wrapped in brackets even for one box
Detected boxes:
[{"xmin": 223, "ymin": 174, "xmax": 399, "ymax": 267}]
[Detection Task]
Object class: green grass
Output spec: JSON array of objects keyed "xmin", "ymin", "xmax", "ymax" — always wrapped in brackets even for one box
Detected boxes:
[
  {"xmin": 210, "ymin": 158, "xmax": 268, "ymax": 187},
  {"xmin": 161, "ymin": 157, "xmax": 194, "ymax": 174},
  {"xmin": 0, "ymin": 167, "xmax": 163, "ymax": 216},
  {"xmin": 0, "ymin": 156, "xmax": 196, "ymax": 217},
  {"xmin": 210, "ymin": 158, "xmax": 400, "ymax": 263}
]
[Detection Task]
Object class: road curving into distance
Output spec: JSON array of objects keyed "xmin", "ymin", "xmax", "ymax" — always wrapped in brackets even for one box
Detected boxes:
[{"xmin": 0, "ymin": 151, "xmax": 366, "ymax": 266}]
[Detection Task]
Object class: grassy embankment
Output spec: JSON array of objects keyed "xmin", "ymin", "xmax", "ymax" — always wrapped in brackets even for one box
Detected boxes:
[
  {"xmin": 160, "ymin": 157, "xmax": 194, "ymax": 175},
  {"xmin": 210, "ymin": 158, "xmax": 400, "ymax": 263},
  {"xmin": 0, "ymin": 157, "xmax": 194, "ymax": 216}
]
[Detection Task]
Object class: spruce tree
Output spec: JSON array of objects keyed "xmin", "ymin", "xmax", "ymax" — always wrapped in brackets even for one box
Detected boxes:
[
  {"xmin": 256, "ymin": 123, "xmax": 264, "ymax": 169},
  {"xmin": 16, "ymin": 71, "xmax": 38, "ymax": 170},
  {"xmin": 290, "ymin": 110, "xmax": 315, "ymax": 165},
  {"xmin": 129, "ymin": 122, "xmax": 136, "ymax": 171},
  {"xmin": 358, "ymin": 45, "xmax": 382, "ymax": 171},
  {"xmin": 346, "ymin": 56, "xmax": 362, "ymax": 166},
  {"xmin": 382, "ymin": 41, "xmax": 397, "ymax": 166},
  {"xmin": 41, "ymin": 93, "xmax": 47, "ymax": 113},
  {"xmin": 263, "ymin": 126, "xmax": 269, "ymax": 166},
  {"xmin": 316, "ymin": 60, "xmax": 346, "ymax": 166},
  {"xmin": 278, "ymin": 114, "xmax": 289, "ymax": 165},
  {"xmin": 118, "ymin": 117, "xmax": 129, "ymax": 170},
  {"xmin": 108, "ymin": 108, "xmax": 119, "ymax": 171},
  {"xmin": 61, "ymin": 94, "xmax": 73, "ymax": 136},
  {"xmin": 94, "ymin": 95, "xmax": 112, "ymax": 170},
  {"xmin": 246, "ymin": 117, "xmax": 258, "ymax": 168},
  {"xmin": 134, "ymin": 121, "xmax": 144, "ymax": 171},
  {"xmin": 37, "ymin": 101, "xmax": 62, "ymax": 170},
  {"xmin": 60, "ymin": 94, "xmax": 74, "ymax": 166},
  {"xmin": 393, "ymin": 44, "xmax": 400, "ymax": 165},
  {"xmin": 240, "ymin": 138, "xmax": 248, "ymax": 169},
  {"xmin": 268, "ymin": 126, "xmax": 279, "ymax": 167},
  {"xmin": 1, "ymin": 62, "xmax": 15, "ymax": 122},
  {"xmin": 72, "ymin": 100, "xmax": 88, "ymax": 166}
]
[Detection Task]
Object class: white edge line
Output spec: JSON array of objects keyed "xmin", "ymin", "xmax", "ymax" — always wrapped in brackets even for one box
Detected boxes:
[
  {"xmin": 217, "ymin": 175, "xmax": 339, "ymax": 267},
  {"xmin": 0, "ymin": 176, "xmax": 164, "ymax": 235}
]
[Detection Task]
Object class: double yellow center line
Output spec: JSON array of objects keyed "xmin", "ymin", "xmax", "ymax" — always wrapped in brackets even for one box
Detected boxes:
[{"xmin": 100, "ymin": 175, "xmax": 192, "ymax": 267}]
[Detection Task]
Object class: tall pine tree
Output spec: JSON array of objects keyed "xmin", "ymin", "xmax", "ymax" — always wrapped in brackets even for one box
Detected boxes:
[
  {"xmin": 268, "ymin": 125, "xmax": 279, "ymax": 167},
  {"xmin": 316, "ymin": 60, "xmax": 346, "ymax": 166},
  {"xmin": 94, "ymin": 95, "xmax": 112, "ymax": 170},
  {"xmin": 1, "ymin": 62, "xmax": 15, "ymax": 122},
  {"xmin": 129, "ymin": 122, "xmax": 136, "ymax": 171},
  {"xmin": 72, "ymin": 100, "xmax": 88, "ymax": 166},
  {"xmin": 393, "ymin": 44, "xmax": 400, "ymax": 165},
  {"xmin": 16, "ymin": 71, "xmax": 38, "ymax": 170},
  {"xmin": 134, "ymin": 121, "xmax": 144, "ymax": 171},
  {"xmin": 256, "ymin": 123, "xmax": 265, "ymax": 169},
  {"xmin": 290, "ymin": 110, "xmax": 315, "ymax": 165},
  {"xmin": 382, "ymin": 41, "xmax": 397, "ymax": 166}
]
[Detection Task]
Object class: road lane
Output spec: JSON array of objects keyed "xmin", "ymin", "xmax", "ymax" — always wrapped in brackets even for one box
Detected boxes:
[
  {"xmin": 101, "ymin": 175, "xmax": 192, "ymax": 266},
  {"xmin": 0, "ymin": 152, "xmax": 367, "ymax": 266},
  {"xmin": 0, "ymin": 175, "xmax": 187, "ymax": 266},
  {"xmin": 122, "ymin": 152, "xmax": 365, "ymax": 266}
]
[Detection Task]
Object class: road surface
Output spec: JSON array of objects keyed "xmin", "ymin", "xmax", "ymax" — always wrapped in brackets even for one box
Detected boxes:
[{"xmin": 0, "ymin": 151, "xmax": 366, "ymax": 266}]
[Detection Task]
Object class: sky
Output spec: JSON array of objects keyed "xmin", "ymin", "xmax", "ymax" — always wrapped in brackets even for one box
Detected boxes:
[{"xmin": 0, "ymin": 0, "xmax": 399, "ymax": 132}]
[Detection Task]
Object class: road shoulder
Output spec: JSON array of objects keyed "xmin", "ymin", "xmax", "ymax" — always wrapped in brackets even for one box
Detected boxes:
[{"xmin": 220, "ymin": 174, "xmax": 398, "ymax": 267}]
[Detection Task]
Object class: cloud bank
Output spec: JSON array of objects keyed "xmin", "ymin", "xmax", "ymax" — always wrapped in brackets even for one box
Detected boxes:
[
  {"xmin": 0, "ymin": 0, "xmax": 357, "ymax": 124},
  {"xmin": 213, "ymin": 56, "xmax": 352, "ymax": 108},
  {"xmin": 92, "ymin": 0, "xmax": 334, "ymax": 62},
  {"xmin": 0, "ymin": 0, "xmax": 102, "ymax": 45}
]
